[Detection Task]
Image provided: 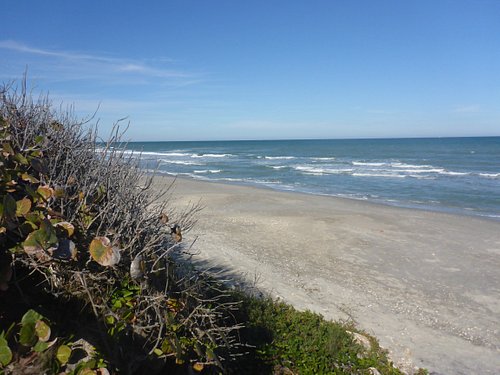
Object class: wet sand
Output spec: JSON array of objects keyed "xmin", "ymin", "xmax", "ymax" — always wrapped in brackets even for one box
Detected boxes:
[{"xmin": 153, "ymin": 176, "xmax": 500, "ymax": 374}]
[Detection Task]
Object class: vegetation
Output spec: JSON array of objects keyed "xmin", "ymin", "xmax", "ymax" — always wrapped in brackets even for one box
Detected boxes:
[{"xmin": 0, "ymin": 80, "xmax": 420, "ymax": 374}]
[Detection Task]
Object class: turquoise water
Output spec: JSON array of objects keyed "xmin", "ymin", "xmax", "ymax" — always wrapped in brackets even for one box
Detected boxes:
[{"xmin": 123, "ymin": 137, "xmax": 500, "ymax": 220}]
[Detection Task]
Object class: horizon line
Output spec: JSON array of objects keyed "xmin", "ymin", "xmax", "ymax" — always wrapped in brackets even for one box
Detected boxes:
[{"xmin": 124, "ymin": 135, "xmax": 500, "ymax": 143}]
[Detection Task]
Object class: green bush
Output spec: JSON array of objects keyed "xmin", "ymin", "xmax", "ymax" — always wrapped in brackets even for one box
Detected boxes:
[
  {"xmin": 0, "ymin": 81, "xmax": 237, "ymax": 374},
  {"xmin": 230, "ymin": 294, "xmax": 405, "ymax": 375}
]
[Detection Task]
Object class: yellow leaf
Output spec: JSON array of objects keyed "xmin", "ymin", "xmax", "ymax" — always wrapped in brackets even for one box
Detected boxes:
[
  {"xmin": 193, "ymin": 362, "xmax": 204, "ymax": 372},
  {"xmin": 89, "ymin": 237, "xmax": 121, "ymax": 266},
  {"xmin": 16, "ymin": 198, "xmax": 32, "ymax": 217},
  {"xmin": 37, "ymin": 186, "xmax": 54, "ymax": 200},
  {"xmin": 35, "ymin": 320, "xmax": 51, "ymax": 342},
  {"xmin": 56, "ymin": 344, "xmax": 71, "ymax": 365}
]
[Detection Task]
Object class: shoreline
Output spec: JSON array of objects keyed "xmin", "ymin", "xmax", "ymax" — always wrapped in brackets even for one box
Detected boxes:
[
  {"xmin": 153, "ymin": 175, "xmax": 500, "ymax": 374},
  {"xmin": 154, "ymin": 172, "xmax": 500, "ymax": 223}
]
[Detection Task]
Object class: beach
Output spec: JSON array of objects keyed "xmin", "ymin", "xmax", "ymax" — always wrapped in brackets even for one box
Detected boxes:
[{"xmin": 153, "ymin": 175, "xmax": 500, "ymax": 374}]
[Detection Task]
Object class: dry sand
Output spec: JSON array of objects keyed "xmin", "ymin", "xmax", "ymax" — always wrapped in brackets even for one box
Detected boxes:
[{"xmin": 153, "ymin": 176, "xmax": 500, "ymax": 374}]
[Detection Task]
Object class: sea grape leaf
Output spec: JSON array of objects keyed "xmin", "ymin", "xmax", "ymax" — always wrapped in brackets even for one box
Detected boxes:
[
  {"xmin": 23, "ymin": 220, "xmax": 58, "ymax": 257},
  {"xmin": 21, "ymin": 173, "xmax": 39, "ymax": 183},
  {"xmin": 16, "ymin": 197, "xmax": 31, "ymax": 217},
  {"xmin": 13, "ymin": 153, "xmax": 29, "ymax": 165},
  {"xmin": 35, "ymin": 320, "xmax": 51, "ymax": 342},
  {"xmin": 2, "ymin": 195, "xmax": 16, "ymax": 219},
  {"xmin": 19, "ymin": 310, "xmax": 44, "ymax": 347},
  {"xmin": 0, "ymin": 336, "xmax": 12, "ymax": 366},
  {"xmin": 21, "ymin": 309, "xmax": 43, "ymax": 326},
  {"xmin": 56, "ymin": 344, "xmax": 72, "ymax": 365},
  {"xmin": 40, "ymin": 219, "xmax": 57, "ymax": 244},
  {"xmin": 2, "ymin": 142, "xmax": 14, "ymax": 156},
  {"xmin": 33, "ymin": 340, "xmax": 48, "ymax": 352},
  {"xmin": 55, "ymin": 221, "xmax": 75, "ymax": 237},
  {"xmin": 89, "ymin": 237, "xmax": 121, "ymax": 266},
  {"xmin": 19, "ymin": 322, "xmax": 37, "ymax": 346},
  {"xmin": 22, "ymin": 230, "xmax": 50, "ymax": 260},
  {"xmin": 30, "ymin": 158, "xmax": 47, "ymax": 174},
  {"xmin": 37, "ymin": 185, "xmax": 53, "ymax": 201},
  {"xmin": 192, "ymin": 363, "xmax": 204, "ymax": 372}
]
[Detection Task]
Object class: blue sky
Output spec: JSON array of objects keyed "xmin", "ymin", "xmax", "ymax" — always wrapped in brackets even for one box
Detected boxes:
[{"xmin": 1, "ymin": 1, "xmax": 499, "ymax": 141}]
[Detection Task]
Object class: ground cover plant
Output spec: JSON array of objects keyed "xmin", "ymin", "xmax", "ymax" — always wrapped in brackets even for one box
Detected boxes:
[{"xmin": 0, "ymin": 80, "xmax": 424, "ymax": 374}]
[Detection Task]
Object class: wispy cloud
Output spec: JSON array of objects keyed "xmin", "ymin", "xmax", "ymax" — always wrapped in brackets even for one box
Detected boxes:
[
  {"xmin": 453, "ymin": 105, "xmax": 481, "ymax": 113},
  {"xmin": 0, "ymin": 39, "xmax": 194, "ymax": 81}
]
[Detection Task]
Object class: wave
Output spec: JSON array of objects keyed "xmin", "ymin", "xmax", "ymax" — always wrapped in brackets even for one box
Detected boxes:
[
  {"xmin": 352, "ymin": 173, "xmax": 406, "ymax": 178},
  {"xmin": 124, "ymin": 150, "xmax": 192, "ymax": 157},
  {"xmin": 193, "ymin": 169, "xmax": 222, "ymax": 174},
  {"xmin": 264, "ymin": 156, "xmax": 296, "ymax": 160},
  {"xmin": 267, "ymin": 165, "xmax": 287, "ymax": 170},
  {"xmin": 311, "ymin": 157, "xmax": 336, "ymax": 161},
  {"xmin": 295, "ymin": 166, "xmax": 353, "ymax": 175},
  {"xmin": 352, "ymin": 161, "xmax": 386, "ymax": 166},
  {"xmin": 191, "ymin": 153, "xmax": 233, "ymax": 158},
  {"xmin": 479, "ymin": 172, "xmax": 500, "ymax": 178},
  {"xmin": 159, "ymin": 160, "xmax": 203, "ymax": 166},
  {"xmin": 391, "ymin": 162, "xmax": 434, "ymax": 169}
]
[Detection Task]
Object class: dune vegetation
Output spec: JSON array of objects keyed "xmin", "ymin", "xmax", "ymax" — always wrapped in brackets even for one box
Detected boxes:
[{"xmin": 0, "ymin": 81, "xmax": 423, "ymax": 374}]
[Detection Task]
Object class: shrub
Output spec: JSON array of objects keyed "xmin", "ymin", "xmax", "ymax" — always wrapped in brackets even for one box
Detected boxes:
[{"xmin": 0, "ymin": 80, "xmax": 239, "ymax": 374}]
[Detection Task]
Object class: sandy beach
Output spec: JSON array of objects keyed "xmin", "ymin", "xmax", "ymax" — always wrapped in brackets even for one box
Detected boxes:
[{"xmin": 153, "ymin": 176, "xmax": 500, "ymax": 374}]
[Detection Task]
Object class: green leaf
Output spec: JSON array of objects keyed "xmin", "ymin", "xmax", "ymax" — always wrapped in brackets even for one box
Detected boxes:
[
  {"xmin": 16, "ymin": 198, "xmax": 31, "ymax": 217},
  {"xmin": 31, "ymin": 158, "xmax": 47, "ymax": 174},
  {"xmin": 89, "ymin": 237, "xmax": 121, "ymax": 267},
  {"xmin": 0, "ymin": 336, "xmax": 12, "ymax": 366},
  {"xmin": 19, "ymin": 322, "xmax": 37, "ymax": 346},
  {"xmin": 2, "ymin": 143, "xmax": 14, "ymax": 155},
  {"xmin": 33, "ymin": 340, "xmax": 48, "ymax": 352},
  {"xmin": 56, "ymin": 344, "xmax": 72, "ymax": 365},
  {"xmin": 19, "ymin": 312, "xmax": 42, "ymax": 347},
  {"xmin": 40, "ymin": 219, "xmax": 58, "ymax": 244},
  {"xmin": 20, "ymin": 173, "xmax": 39, "ymax": 183},
  {"xmin": 2, "ymin": 195, "xmax": 16, "ymax": 219},
  {"xmin": 35, "ymin": 320, "xmax": 51, "ymax": 342},
  {"xmin": 13, "ymin": 153, "xmax": 29, "ymax": 165},
  {"xmin": 21, "ymin": 309, "xmax": 43, "ymax": 326},
  {"xmin": 22, "ymin": 229, "xmax": 52, "ymax": 257}
]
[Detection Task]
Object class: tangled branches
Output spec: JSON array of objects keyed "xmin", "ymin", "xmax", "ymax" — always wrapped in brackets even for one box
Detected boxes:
[{"xmin": 0, "ymin": 80, "xmax": 240, "ymax": 373}]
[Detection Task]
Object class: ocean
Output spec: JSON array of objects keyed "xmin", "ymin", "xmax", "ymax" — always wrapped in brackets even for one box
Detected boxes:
[{"xmin": 122, "ymin": 137, "xmax": 500, "ymax": 220}]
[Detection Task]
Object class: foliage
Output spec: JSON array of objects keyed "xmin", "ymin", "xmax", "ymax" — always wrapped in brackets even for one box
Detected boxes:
[
  {"xmin": 0, "ymin": 80, "xmax": 237, "ymax": 374},
  {"xmin": 231, "ymin": 294, "xmax": 405, "ymax": 375},
  {"xmin": 0, "ymin": 309, "xmax": 109, "ymax": 374}
]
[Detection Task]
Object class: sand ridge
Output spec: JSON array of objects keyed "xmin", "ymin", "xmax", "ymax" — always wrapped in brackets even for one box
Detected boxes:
[{"xmin": 153, "ymin": 176, "xmax": 500, "ymax": 374}]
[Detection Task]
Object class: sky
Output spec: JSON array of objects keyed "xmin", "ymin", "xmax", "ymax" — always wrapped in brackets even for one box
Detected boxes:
[{"xmin": 1, "ymin": 1, "xmax": 499, "ymax": 141}]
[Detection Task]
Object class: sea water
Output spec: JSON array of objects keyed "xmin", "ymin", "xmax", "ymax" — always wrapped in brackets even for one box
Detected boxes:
[{"xmin": 122, "ymin": 137, "xmax": 500, "ymax": 220}]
